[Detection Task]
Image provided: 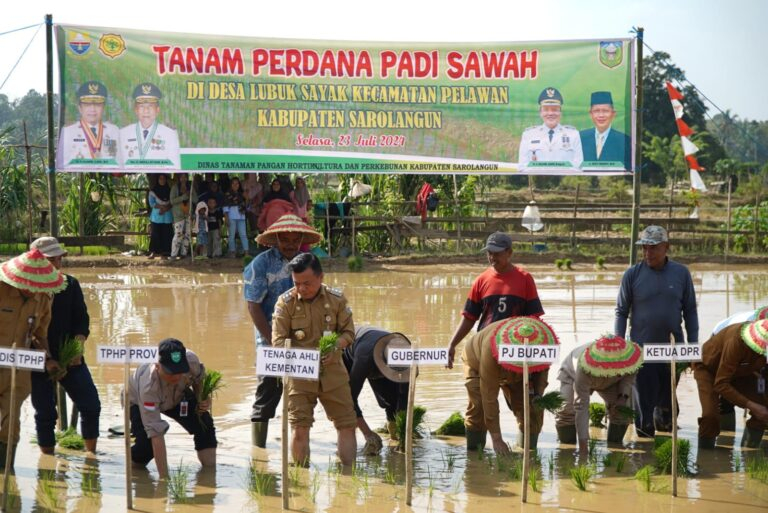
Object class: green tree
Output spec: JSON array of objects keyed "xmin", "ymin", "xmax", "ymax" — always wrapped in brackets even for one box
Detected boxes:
[{"xmin": 640, "ymin": 52, "xmax": 727, "ymax": 184}]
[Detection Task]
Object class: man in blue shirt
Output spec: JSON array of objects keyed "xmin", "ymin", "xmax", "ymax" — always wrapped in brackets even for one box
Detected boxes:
[
  {"xmin": 615, "ymin": 225, "xmax": 699, "ymax": 437},
  {"xmin": 244, "ymin": 214, "xmax": 322, "ymax": 447}
]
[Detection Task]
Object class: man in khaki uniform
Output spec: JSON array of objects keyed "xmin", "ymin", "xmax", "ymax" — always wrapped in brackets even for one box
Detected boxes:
[
  {"xmin": 693, "ymin": 319, "xmax": 768, "ymax": 449},
  {"xmin": 462, "ymin": 317, "xmax": 557, "ymax": 455},
  {"xmin": 0, "ymin": 249, "xmax": 65, "ymax": 468},
  {"xmin": 272, "ymin": 252, "xmax": 357, "ymax": 466},
  {"xmin": 555, "ymin": 335, "xmax": 642, "ymax": 455}
]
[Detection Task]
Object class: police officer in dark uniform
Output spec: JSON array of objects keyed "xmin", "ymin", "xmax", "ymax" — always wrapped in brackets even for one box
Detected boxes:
[{"xmin": 343, "ymin": 326, "xmax": 411, "ymax": 454}]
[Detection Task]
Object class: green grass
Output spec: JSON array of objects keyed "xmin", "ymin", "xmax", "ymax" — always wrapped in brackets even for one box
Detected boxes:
[
  {"xmin": 245, "ymin": 462, "xmax": 277, "ymax": 499},
  {"xmin": 653, "ymin": 438, "xmax": 693, "ymax": 476},
  {"xmin": 615, "ymin": 452, "xmax": 628, "ymax": 473},
  {"xmin": 167, "ymin": 462, "xmax": 191, "ymax": 504},
  {"xmin": 570, "ymin": 464, "xmax": 593, "ymax": 491},
  {"xmin": 395, "ymin": 405, "xmax": 427, "ymax": 451},
  {"xmin": 347, "ymin": 255, "xmax": 363, "ymax": 272},
  {"xmin": 36, "ymin": 470, "xmax": 61, "ymax": 510},
  {"xmin": 745, "ymin": 453, "xmax": 768, "ymax": 484},
  {"xmin": 528, "ymin": 466, "xmax": 541, "ymax": 492},
  {"xmin": 0, "ymin": 243, "xmax": 28, "ymax": 255},
  {"xmin": 634, "ymin": 464, "xmax": 655, "ymax": 492},
  {"xmin": 56, "ymin": 426, "xmax": 85, "ymax": 450},
  {"xmin": 616, "ymin": 405, "xmax": 638, "ymax": 422},
  {"xmin": 198, "ymin": 369, "xmax": 224, "ymax": 402},
  {"xmin": 318, "ymin": 332, "xmax": 339, "ymax": 356},
  {"xmin": 435, "ymin": 411, "xmax": 465, "ymax": 436},
  {"xmin": 589, "ymin": 403, "xmax": 606, "ymax": 427},
  {"xmin": 533, "ymin": 391, "xmax": 565, "ymax": 413},
  {"xmin": 52, "ymin": 337, "xmax": 84, "ymax": 380}
]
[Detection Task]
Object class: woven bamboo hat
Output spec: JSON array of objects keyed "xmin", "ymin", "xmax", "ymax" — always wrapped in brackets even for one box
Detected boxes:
[
  {"xmin": 578, "ymin": 334, "xmax": 643, "ymax": 377},
  {"xmin": 741, "ymin": 319, "xmax": 768, "ymax": 356},
  {"xmin": 255, "ymin": 214, "xmax": 322, "ymax": 246},
  {"xmin": 371, "ymin": 331, "xmax": 413, "ymax": 384},
  {"xmin": 488, "ymin": 316, "xmax": 559, "ymax": 374},
  {"xmin": 0, "ymin": 249, "xmax": 66, "ymax": 293}
]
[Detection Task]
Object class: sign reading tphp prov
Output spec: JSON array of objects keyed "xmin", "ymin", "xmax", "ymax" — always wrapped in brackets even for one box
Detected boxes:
[
  {"xmin": 386, "ymin": 347, "xmax": 449, "ymax": 366},
  {"xmin": 97, "ymin": 345, "xmax": 158, "ymax": 364},
  {"xmin": 256, "ymin": 347, "xmax": 320, "ymax": 380},
  {"xmin": 0, "ymin": 347, "xmax": 46, "ymax": 371},
  {"xmin": 497, "ymin": 345, "xmax": 560, "ymax": 363},
  {"xmin": 642, "ymin": 344, "xmax": 701, "ymax": 362}
]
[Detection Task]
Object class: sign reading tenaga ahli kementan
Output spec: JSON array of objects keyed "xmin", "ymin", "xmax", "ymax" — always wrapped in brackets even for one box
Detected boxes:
[{"xmin": 256, "ymin": 346, "xmax": 320, "ymax": 380}]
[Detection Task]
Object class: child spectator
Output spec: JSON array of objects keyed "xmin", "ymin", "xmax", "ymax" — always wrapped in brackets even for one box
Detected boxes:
[
  {"xmin": 206, "ymin": 197, "xmax": 223, "ymax": 258},
  {"xmin": 194, "ymin": 201, "xmax": 209, "ymax": 259}
]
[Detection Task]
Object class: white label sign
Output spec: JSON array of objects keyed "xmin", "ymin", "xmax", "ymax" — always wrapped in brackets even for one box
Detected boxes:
[
  {"xmin": 643, "ymin": 344, "xmax": 701, "ymax": 362},
  {"xmin": 96, "ymin": 345, "xmax": 158, "ymax": 364},
  {"xmin": 386, "ymin": 347, "xmax": 449, "ymax": 366},
  {"xmin": 497, "ymin": 345, "xmax": 560, "ymax": 363},
  {"xmin": 256, "ymin": 347, "xmax": 320, "ymax": 380},
  {"xmin": 0, "ymin": 347, "xmax": 46, "ymax": 371}
]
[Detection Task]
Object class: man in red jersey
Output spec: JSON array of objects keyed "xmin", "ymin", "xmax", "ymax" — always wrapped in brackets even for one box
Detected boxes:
[{"xmin": 446, "ymin": 232, "xmax": 544, "ymax": 370}]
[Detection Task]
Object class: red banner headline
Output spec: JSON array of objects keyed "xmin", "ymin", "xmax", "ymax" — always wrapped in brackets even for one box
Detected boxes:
[{"xmin": 152, "ymin": 46, "xmax": 538, "ymax": 80}]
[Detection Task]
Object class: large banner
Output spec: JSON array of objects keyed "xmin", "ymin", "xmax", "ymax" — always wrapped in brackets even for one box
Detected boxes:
[{"xmin": 56, "ymin": 25, "xmax": 634, "ymax": 175}]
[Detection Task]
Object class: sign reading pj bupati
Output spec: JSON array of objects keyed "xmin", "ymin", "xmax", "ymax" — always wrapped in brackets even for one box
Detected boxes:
[{"xmin": 56, "ymin": 25, "xmax": 634, "ymax": 175}]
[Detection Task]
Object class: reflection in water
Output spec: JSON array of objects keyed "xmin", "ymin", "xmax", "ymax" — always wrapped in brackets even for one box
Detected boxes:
[{"xmin": 7, "ymin": 264, "xmax": 767, "ymax": 511}]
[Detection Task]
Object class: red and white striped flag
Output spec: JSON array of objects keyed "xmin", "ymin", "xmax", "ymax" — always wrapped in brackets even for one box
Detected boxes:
[{"xmin": 666, "ymin": 81, "xmax": 706, "ymax": 192}]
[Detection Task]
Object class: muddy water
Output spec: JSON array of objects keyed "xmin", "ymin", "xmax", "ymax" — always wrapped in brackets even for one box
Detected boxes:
[{"xmin": 8, "ymin": 263, "xmax": 768, "ymax": 512}]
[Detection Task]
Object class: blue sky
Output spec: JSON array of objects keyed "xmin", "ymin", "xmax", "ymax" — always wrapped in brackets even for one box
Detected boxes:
[{"xmin": 2, "ymin": 0, "xmax": 766, "ymax": 121}]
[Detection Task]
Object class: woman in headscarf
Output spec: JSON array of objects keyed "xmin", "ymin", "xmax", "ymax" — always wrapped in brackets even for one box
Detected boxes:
[
  {"xmin": 147, "ymin": 173, "xmax": 173, "ymax": 258},
  {"xmin": 224, "ymin": 176, "xmax": 249, "ymax": 257},
  {"xmin": 291, "ymin": 176, "xmax": 311, "ymax": 222},
  {"xmin": 262, "ymin": 178, "xmax": 292, "ymax": 204}
]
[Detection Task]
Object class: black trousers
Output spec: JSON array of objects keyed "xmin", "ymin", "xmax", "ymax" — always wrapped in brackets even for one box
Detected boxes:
[{"xmin": 130, "ymin": 391, "xmax": 217, "ymax": 466}]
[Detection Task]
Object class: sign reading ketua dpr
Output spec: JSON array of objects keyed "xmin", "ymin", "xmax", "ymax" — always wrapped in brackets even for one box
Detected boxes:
[
  {"xmin": 97, "ymin": 345, "xmax": 158, "ymax": 364},
  {"xmin": 497, "ymin": 345, "xmax": 560, "ymax": 363},
  {"xmin": 0, "ymin": 347, "xmax": 46, "ymax": 371},
  {"xmin": 642, "ymin": 344, "xmax": 701, "ymax": 362},
  {"xmin": 256, "ymin": 346, "xmax": 320, "ymax": 380}
]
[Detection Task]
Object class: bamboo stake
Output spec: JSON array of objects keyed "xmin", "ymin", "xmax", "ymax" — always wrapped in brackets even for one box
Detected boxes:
[
  {"xmin": 521, "ymin": 338, "xmax": 530, "ymax": 503},
  {"xmin": 405, "ymin": 357, "xmax": 418, "ymax": 506},
  {"xmin": 281, "ymin": 339, "xmax": 291, "ymax": 510},
  {"xmin": 1, "ymin": 343, "xmax": 18, "ymax": 511},
  {"xmin": 124, "ymin": 349, "xmax": 133, "ymax": 510},
  {"xmin": 670, "ymin": 333, "xmax": 678, "ymax": 497}
]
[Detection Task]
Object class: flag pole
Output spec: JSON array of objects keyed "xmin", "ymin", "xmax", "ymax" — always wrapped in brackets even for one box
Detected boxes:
[{"xmin": 629, "ymin": 27, "xmax": 644, "ymax": 266}]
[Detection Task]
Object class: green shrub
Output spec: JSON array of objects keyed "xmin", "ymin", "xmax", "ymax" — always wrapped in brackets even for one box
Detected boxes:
[
  {"xmin": 435, "ymin": 412, "xmax": 465, "ymax": 436},
  {"xmin": 589, "ymin": 403, "xmax": 606, "ymax": 427}
]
